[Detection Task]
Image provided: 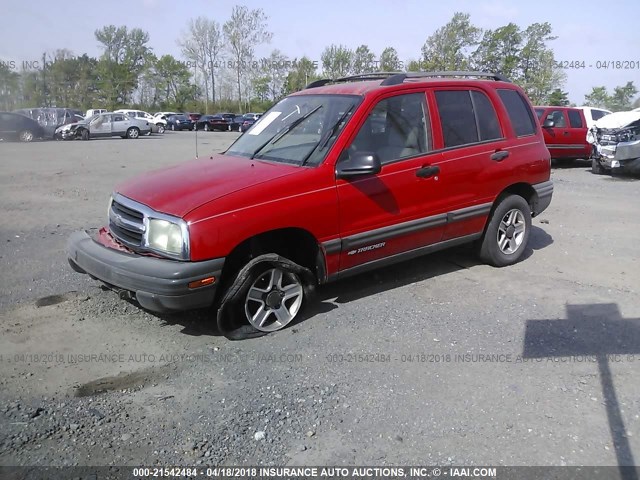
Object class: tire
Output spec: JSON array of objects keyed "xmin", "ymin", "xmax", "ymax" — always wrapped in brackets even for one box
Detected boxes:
[
  {"xmin": 217, "ymin": 254, "xmax": 315, "ymax": 336},
  {"xmin": 80, "ymin": 129, "xmax": 89, "ymax": 141},
  {"xmin": 204, "ymin": 124, "xmax": 209, "ymax": 131},
  {"xmin": 156, "ymin": 123, "xmax": 165, "ymax": 134},
  {"xmin": 479, "ymin": 195, "xmax": 532, "ymax": 267},
  {"xmin": 126, "ymin": 127, "xmax": 140, "ymax": 139},
  {"xmin": 18, "ymin": 130, "xmax": 34, "ymax": 142},
  {"xmin": 591, "ymin": 157, "xmax": 606, "ymax": 175},
  {"xmin": 171, "ymin": 124, "xmax": 176, "ymax": 131}
]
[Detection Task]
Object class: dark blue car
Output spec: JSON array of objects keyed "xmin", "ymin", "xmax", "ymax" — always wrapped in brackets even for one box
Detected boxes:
[{"xmin": 166, "ymin": 114, "xmax": 193, "ymax": 131}]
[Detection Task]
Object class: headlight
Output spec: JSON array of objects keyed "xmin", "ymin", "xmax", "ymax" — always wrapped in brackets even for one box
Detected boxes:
[{"xmin": 146, "ymin": 218, "xmax": 189, "ymax": 258}]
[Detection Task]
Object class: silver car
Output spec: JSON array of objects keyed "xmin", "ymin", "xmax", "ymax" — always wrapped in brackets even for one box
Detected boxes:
[{"xmin": 55, "ymin": 112, "xmax": 151, "ymax": 140}]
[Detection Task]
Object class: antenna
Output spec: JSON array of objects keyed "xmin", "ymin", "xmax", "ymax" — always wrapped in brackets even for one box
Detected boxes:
[{"xmin": 194, "ymin": 61, "xmax": 198, "ymax": 158}]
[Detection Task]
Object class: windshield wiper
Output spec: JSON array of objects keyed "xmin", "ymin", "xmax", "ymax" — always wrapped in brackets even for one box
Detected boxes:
[
  {"xmin": 250, "ymin": 104, "xmax": 323, "ymax": 159},
  {"xmin": 300, "ymin": 105, "xmax": 354, "ymax": 166}
]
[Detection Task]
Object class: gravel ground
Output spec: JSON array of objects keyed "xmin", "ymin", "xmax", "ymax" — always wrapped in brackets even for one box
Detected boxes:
[{"xmin": 0, "ymin": 133, "xmax": 639, "ymax": 468}]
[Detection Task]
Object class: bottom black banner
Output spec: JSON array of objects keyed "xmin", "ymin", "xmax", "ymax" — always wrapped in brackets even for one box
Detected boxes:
[{"xmin": 0, "ymin": 465, "xmax": 638, "ymax": 480}]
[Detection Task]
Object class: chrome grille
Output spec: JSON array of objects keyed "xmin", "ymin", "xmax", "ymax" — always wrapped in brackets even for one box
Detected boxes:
[{"xmin": 109, "ymin": 197, "xmax": 145, "ymax": 247}]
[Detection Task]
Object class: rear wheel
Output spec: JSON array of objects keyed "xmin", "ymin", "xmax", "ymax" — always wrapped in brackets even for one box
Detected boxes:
[
  {"xmin": 126, "ymin": 127, "xmax": 140, "ymax": 139},
  {"xmin": 19, "ymin": 130, "xmax": 34, "ymax": 142},
  {"xmin": 479, "ymin": 195, "xmax": 532, "ymax": 267}
]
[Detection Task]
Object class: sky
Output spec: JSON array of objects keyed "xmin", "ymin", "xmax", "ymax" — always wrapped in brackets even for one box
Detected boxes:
[{"xmin": 0, "ymin": 0, "xmax": 638, "ymax": 104}]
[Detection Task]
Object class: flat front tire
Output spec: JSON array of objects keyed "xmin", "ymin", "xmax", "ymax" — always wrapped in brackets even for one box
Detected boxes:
[{"xmin": 479, "ymin": 195, "xmax": 532, "ymax": 267}]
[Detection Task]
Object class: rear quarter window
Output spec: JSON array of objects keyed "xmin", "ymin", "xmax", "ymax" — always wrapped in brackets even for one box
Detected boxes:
[
  {"xmin": 497, "ymin": 89, "xmax": 537, "ymax": 137},
  {"xmin": 567, "ymin": 110, "xmax": 584, "ymax": 128}
]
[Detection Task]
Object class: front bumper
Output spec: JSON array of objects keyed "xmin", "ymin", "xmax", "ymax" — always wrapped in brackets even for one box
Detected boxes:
[
  {"xmin": 55, "ymin": 129, "xmax": 77, "ymax": 140},
  {"xmin": 594, "ymin": 140, "xmax": 640, "ymax": 170},
  {"xmin": 67, "ymin": 230, "xmax": 225, "ymax": 313}
]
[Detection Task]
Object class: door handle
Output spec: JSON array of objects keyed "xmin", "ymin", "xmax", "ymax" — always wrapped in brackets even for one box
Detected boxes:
[
  {"xmin": 416, "ymin": 165, "xmax": 440, "ymax": 178},
  {"xmin": 563, "ymin": 131, "xmax": 570, "ymax": 135},
  {"xmin": 491, "ymin": 150, "xmax": 509, "ymax": 162}
]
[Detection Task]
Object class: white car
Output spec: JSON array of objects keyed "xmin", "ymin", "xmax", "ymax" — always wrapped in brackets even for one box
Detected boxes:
[
  {"xmin": 577, "ymin": 106, "xmax": 612, "ymax": 129},
  {"xmin": 114, "ymin": 109, "xmax": 167, "ymax": 134}
]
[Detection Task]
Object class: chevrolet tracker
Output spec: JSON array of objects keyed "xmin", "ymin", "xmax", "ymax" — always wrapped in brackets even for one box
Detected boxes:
[{"xmin": 67, "ymin": 71, "xmax": 553, "ymax": 335}]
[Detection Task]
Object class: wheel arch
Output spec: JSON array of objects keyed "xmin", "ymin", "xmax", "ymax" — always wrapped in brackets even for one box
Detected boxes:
[
  {"xmin": 216, "ymin": 227, "xmax": 326, "ymax": 302},
  {"xmin": 494, "ymin": 182, "xmax": 538, "ymax": 216}
]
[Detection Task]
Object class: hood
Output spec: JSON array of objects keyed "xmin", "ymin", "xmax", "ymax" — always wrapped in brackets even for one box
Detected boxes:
[
  {"xmin": 594, "ymin": 110, "xmax": 640, "ymax": 129},
  {"xmin": 115, "ymin": 153, "xmax": 303, "ymax": 217},
  {"xmin": 57, "ymin": 120, "xmax": 88, "ymax": 130}
]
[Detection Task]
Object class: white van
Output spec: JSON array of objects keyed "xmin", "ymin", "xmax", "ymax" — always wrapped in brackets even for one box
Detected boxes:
[{"xmin": 85, "ymin": 109, "xmax": 107, "ymax": 119}]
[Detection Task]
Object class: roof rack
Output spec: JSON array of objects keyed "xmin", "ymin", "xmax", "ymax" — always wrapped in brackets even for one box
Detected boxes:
[
  {"xmin": 304, "ymin": 71, "xmax": 510, "ymax": 89},
  {"xmin": 305, "ymin": 72, "xmax": 404, "ymax": 89}
]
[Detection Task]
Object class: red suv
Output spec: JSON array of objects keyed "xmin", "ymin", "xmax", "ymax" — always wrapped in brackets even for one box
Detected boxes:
[
  {"xmin": 68, "ymin": 71, "xmax": 553, "ymax": 334},
  {"xmin": 534, "ymin": 106, "xmax": 591, "ymax": 163}
]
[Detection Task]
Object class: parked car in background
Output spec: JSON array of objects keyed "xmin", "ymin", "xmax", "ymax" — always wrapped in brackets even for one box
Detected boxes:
[
  {"xmin": 0, "ymin": 112, "xmax": 45, "ymax": 142},
  {"xmin": 195, "ymin": 115, "xmax": 227, "ymax": 131},
  {"xmin": 215, "ymin": 113, "xmax": 241, "ymax": 131},
  {"xmin": 166, "ymin": 114, "xmax": 192, "ymax": 131},
  {"xmin": 588, "ymin": 109, "xmax": 640, "ymax": 174},
  {"xmin": 577, "ymin": 106, "xmax": 612, "ymax": 129},
  {"xmin": 240, "ymin": 113, "xmax": 263, "ymax": 132},
  {"xmin": 68, "ymin": 71, "xmax": 553, "ymax": 334},
  {"xmin": 13, "ymin": 107, "xmax": 79, "ymax": 139},
  {"xmin": 534, "ymin": 106, "xmax": 591, "ymax": 163},
  {"xmin": 114, "ymin": 109, "xmax": 167, "ymax": 134},
  {"xmin": 186, "ymin": 113, "xmax": 202, "ymax": 123},
  {"xmin": 54, "ymin": 112, "xmax": 151, "ymax": 140},
  {"xmin": 85, "ymin": 109, "xmax": 107, "ymax": 118}
]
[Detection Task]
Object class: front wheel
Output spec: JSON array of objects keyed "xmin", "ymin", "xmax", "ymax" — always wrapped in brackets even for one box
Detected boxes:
[
  {"xmin": 479, "ymin": 195, "xmax": 532, "ymax": 267},
  {"xmin": 240, "ymin": 266, "xmax": 304, "ymax": 332},
  {"xmin": 19, "ymin": 130, "xmax": 34, "ymax": 142},
  {"xmin": 204, "ymin": 124, "xmax": 210, "ymax": 131},
  {"xmin": 80, "ymin": 129, "xmax": 89, "ymax": 141},
  {"xmin": 171, "ymin": 124, "xmax": 176, "ymax": 131},
  {"xmin": 156, "ymin": 123, "xmax": 165, "ymax": 134},
  {"xmin": 126, "ymin": 127, "xmax": 140, "ymax": 139},
  {"xmin": 592, "ymin": 157, "xmax": 606, "ymax": 175}
]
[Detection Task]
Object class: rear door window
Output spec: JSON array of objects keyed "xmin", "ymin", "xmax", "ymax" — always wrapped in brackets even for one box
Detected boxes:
[
  {"xmin": 497, "ymin": 89, "xmax": 537, "ymax": 136},
  {"xmin": 434, "ymin": 89, "xmax": 502, "ymax": 148}
]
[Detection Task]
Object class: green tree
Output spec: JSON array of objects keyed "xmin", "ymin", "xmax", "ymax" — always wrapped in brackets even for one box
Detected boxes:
[
  {"xmin": 584, "ymin": 86, "xmax": 610, "ymax": 109},
  {"xmin": 379, "ymin": 47, "xmax": 401, "ymax": 72},
  {"xmin": 260, "ymin": 49, "xmax": 289, "ymax": 101},
  {"xmin": 420, "ymin": 12, "xmax": 481, "ymax": 71},
  {"xmin": 548, "ymin": 88, "xmax": 570, "ymax": 106},
  {"xmin": 94, "ymin": 25, "xmax": 152, "ymax": 106},
  {"xmin": 471, "ymin": 23, "xmax": 521, "ymax": 79},
  {"xmin": 517, "ymin": 22, "xmax": 565, "ymax": 104},
  {"xmin": 609, "ymin": 81, "xmax": 638, "ymax": 111},
  {"xmin": 0, "ymin": 63, "xmax": 20, "ymax": 110},
  {"xmin": 283, "ymin": 56, "xmax": 319, "ymax": 93},
  {"xmin": 352, "ymin": 45, "xmax": 376, "ymax": 74},
  {"xmin": 321, "ymin": 44, "xmax": 353, "ymax": 78}
]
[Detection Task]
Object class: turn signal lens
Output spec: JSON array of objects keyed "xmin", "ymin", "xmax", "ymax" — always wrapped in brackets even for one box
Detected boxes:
[{"xmin": 188, "ymin": 277, "xmax": 216, "ymax": 289}]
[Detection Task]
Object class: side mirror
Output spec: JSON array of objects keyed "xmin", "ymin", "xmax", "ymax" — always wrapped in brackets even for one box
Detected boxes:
[
  {"xmin": 336, "ymin": 152, "xmax": 382, "ymax": 179},
  {"xmin": 542, "ymin": 119, "xmax": 555, "ymax": 128}
]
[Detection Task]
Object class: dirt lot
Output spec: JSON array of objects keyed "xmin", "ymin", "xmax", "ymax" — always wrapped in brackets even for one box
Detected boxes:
[{"xmin": 0, "ymin": 132, "xmax": 639, "ymax": 468}]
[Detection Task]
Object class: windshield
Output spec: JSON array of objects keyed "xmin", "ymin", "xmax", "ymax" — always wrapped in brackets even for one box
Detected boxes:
[{"xmin": 226, "ymin": 94, "xmax": 361, "ymax": 166}]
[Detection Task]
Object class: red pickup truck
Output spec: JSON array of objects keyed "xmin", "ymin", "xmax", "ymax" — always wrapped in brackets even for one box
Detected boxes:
[{"xmin": 68, "ymin": 71, "xmax": 553, "ymax": 335}]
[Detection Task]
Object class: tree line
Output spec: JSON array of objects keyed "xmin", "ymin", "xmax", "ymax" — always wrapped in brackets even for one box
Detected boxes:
[{"xmin": 0, "ymin": 8, "xmax": 638, "ymax": 114}]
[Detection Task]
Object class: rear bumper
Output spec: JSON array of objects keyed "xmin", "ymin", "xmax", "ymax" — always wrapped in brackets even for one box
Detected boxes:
[
  {"xmin": 532, "ymin": 180, "xmax": 553, "ymax": 216},
  {"xmin": 67, "ymin": 231, "xmax": 225, "ymax": 313}
]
